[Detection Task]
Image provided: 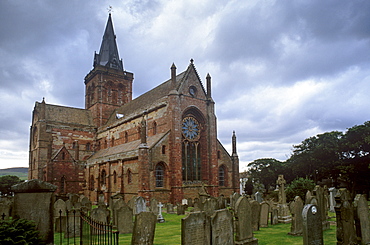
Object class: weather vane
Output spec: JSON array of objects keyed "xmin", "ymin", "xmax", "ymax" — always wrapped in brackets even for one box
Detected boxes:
[{"xmin": 107, "ymin": 6, "xmax": 113, "ymax": 14}]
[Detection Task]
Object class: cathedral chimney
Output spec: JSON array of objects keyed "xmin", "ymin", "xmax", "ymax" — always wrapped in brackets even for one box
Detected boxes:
[{"xmin": 206, "ymin": 73, "xmax": 211, "ymax": 99}]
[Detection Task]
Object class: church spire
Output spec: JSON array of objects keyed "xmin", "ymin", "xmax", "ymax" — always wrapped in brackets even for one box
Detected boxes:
[{"xmin": 94, "ymin": 13, "xmax": 124, "ymax": 71}]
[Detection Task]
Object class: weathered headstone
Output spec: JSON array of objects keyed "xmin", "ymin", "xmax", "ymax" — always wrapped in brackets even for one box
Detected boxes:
[
  {"xmin": 65, "ymin": 199, "xmax": 73, "ymax": 211},
  {"xmin": 250, "ymin": 200, "xmax": 260, "ymax": 231},
  {"xmin": 135, "ymin": 196, "xmax": 146, "ymax": 215},
  {"xmin": 234, "ymin": 196, "xmax": 258, "ymax": 245},
  {"xmin": 112, "ymin": 198, "xmax": 126, "ymax": 226},
  {"xmin": 150, "ymin": 198, "xmax": 159, "ymax": 216},
  {"xmin": 312, "ymin": 185, "xmax": 329, "ymax": 230},
  {"xmin": 131, "ymin": 212, "xmax": 157, "ymax": 245},
  {"xmin": 276, "ymin": 175, "xmax": 291, "ymax": 223},
  {"xmin": 305, "ymin": 190, "xmax": 313, "ymax": 205},
  {"xmin": 68, "ymin": 193, "xmax": 80, "ymax": 206},
  {"xmin": 166, "ymin": 203, "xmax": 175, "ymax": 214},
  {"xmin": 259, "ymin": 201, "xmax": 270, "ymax": 228},
  {"xmin": 271, "ymin": 206, "xmax": 279, "ymax": 225},
  {"xmin": 11, "ymin": 179, "xmax": 57, "ymax": 244},
  {"xmin": 302, "ymin": 204, "xmax": 323, "ymax": 245},
  {"xmin": 335, "ymin": 188, "xmax": 357, "ymax": 245},
  {"xmin": 354, "ymin": 194, "xmax": 370, "ymax": 244},
  {"xmin": 255, "ymin": 192, "xmax": 263, "ymax": 203},
  {"xmin": 182, "ymin": 198, "xmax": 188, "ymax": 206},
  {"xmin": 181, "ymin": 211, "xmax": 209, "ymax": 245},
  {"xmin": 116, "ymin": 203, "xmax": 134, "ymax": 234},
  {"xmin": 177, "ymin": 204, "xmax": 186, "ymax": 215},
  {"xmin": 288, "ymin": 196, "xmax": 304, "ymax": 236},
  {"xmin": 218, "ymin": 196, "xmax": 226, "ymax": 209},
  {"xmin": 187, "ymin": 198, "xmax": 193, "ymax": 207},
  {"xmin": 54, "ymin": 199, "xmax": 67, "ymax": 233},
  {"xmin": 211, "ymin": 209, "xmax": 234, "ymax": 245},
  {"xmin": 231, "ymin": 192, "xmax": 241, "ymax": 211},
  {"xmin": 91, "ymin": 206, "xmax": 109, "ymax": 223},
  {"xmin": 328, "ymin": 187, "xmax": 337, "ymax": 212},
  {"xmin": 203, "ymin": 197, "xmax": 217, "ymax": 217},
  {"xmin": 65, "ymin": 209, "xmax": 81, "ymax": 238}
]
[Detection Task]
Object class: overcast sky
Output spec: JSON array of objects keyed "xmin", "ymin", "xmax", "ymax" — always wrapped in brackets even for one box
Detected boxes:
[{"xmin": 1, "ymin": 0, "xmax": 369, "ymax": 171}]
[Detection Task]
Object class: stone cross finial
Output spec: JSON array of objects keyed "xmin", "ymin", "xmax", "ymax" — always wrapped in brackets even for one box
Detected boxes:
[
  {"xmin": 107, "ymin": 6, "xmax": 113, "ymax": 14},
  {"xmin": 276, "ymin": 175, "xmax": 287, "ymax": 204}
]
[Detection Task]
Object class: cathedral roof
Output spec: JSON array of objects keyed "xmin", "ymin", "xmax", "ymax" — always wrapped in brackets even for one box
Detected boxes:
[
  {"xmin": 38, "ymin": 102, "xmax": 94, "ymax": 127},
  {"xmin": 93, "ymin": 13, "xmax": 124, "ymax": 71}
]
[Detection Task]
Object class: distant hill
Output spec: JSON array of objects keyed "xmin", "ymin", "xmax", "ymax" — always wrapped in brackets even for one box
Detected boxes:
[{"xmin": 0, "ymin": 167, "xmax": 28, "ymax": 180}]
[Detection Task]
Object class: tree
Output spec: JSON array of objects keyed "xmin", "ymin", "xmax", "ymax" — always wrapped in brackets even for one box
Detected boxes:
[
  {"xmin": 285, "ymin": 177, "xmax": 315, "ymax": 203},
  {"xmin": 0, "ymin": 175, "xmax": 22, "ymax": 195},
  {"xmin": 0, "ymin": 218, "xmax": 45, "ymax": 244},
  {"xmin": 247, "ymin": 158, "xmax": 284, "ymax": 191}
]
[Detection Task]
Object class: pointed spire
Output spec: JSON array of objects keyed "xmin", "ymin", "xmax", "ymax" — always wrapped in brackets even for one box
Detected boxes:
[
  {"xmin": 232, "ymin": 131, "xmax": 238, "ymax": 156},
  {"xmin": 206, "ymin": 73, "xmax": 211, "ymax": 99},
  {"xmin": 94, "ymin": 13, "xmax": 124, "ymax": 71}
]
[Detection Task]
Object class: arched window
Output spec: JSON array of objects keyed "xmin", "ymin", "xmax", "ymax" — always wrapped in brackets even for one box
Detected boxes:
[
  {"xmin": 72, "ymin": 141, "xmax": 77, "ymax": 149},
  {"xmin": 60, "ymin": 176, "xmax": 66, "ymax": 193},
  {"xmin": 153, "ymin": 122, "xmax": 157, "ymax": 135},
  {"xmin": 155, "ymin": 163, "xmax": 165, "ymax": 187},
  {"xmin": 162, "ymin": 145, "xmax": 166, "ymax": 154},
  {"xmin": 113, "ymin": 171, "xmax": 117, "ymax": 184},
  {"xmin": 219, "ymin": 165, "xmax": 226, "ymax": 187},
  {"xmin": 217, "ymin": 150, "xmax": 221, "ymax": 159},
  {"xmin": 182, "ymin": 116, "xmax": 202, "ymax": 182},
  {"xmin": 104, "ymin": 139, "xmax": 107, "ymax": 149},
  {"xmin": 101, "ymin": 170, "xmax": 107, "ymax": 186},
  {"xmin": 86, "ymin": 143, "xmax": 91, "ymax": 151},
  {"xmin": 111, "ymin": 137, "xmax": 115, "ymax": 147},
  {"xmin": 127, "ymin": 169, "xmax": 132, "ymax": 184}
]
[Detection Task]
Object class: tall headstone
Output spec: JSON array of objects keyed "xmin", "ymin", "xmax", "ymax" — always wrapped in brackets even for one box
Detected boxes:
[
  {"xmin": 305, "ymin": 190, "xmax": 313, "ymax": 205},
  {"xmin": 276, "ymin": 175, "xmax": 291, "ymax": 223},
  {"xmin": 131, "ymin": 212, "xmax": 157, "ymax": 245},
  {"xmin": 354, "ymin": 194, "xmax": 370, "ymax": 245},
  {"xmin": 112, "ymin": 198, "xmax": 126, "ymax": 226},
  {"xmin": 203, "ymin": 197, "xmax": 217, "ymax": 217},
  {"xmin": 254, "ymin": 192, "xmax": 263, "ymax": 203},
  {"xmin": 181, "ymin": 211, "xmax": 209, "ymax": 245},
  {"xmin": 328, "ymin": 187, "xmax": 337, "ymax": 213},
  {"xmin": 177, "ymin": 204, "xmax": 186, "ymax": 215},
  {"xmin": 91, "ymin": 206, "xmax": 109, "ymax": 223},
  {"xmin": 166, "ymin": 203, "xmax": 175, "ymax": 214},
  {"xmin": 157, "ymin": 202, "xmax": 165, "ymax": 223},
  {"xmin": 302, "ymin": 204, "xmax": 323, "ymax": 245},
  {"xmin": 54, "ymin": 199, "xmax": 67, "ymax": 233},
  {"xmin": 259, "ymin": 201, "xmax": 270, "ymax": 228},
  {"xmin": 271, "ymin": 206, "xmax": 279, "ymax": 225},
  {"xmin": 288, "ymin": 196, "xmax": 304, "ymax": 236},
  {"xmin": 250, "ymin": 200, "xmax": 260, "ymax": 231},
  {"xmin": 211, "ymin": 209, "xmax": 234, "ymax": 245},
  {"xmin": 11, "ymin": 179, "xmax": 57, "ymax": 244},
  {"xmin": 335, "ymin": 188, "xmax": 357, "ymax": 245},
  {"xmin": 150, "ymin": 198, "xmax": 159, "ymax": 216},
  {"xmin": 116, "ymin": 203, "xmax": 134, "ymax": 234},
  {"xmin": 312, "ymin": 185, "xmax": 329, "ymax": 230},
  {"xmin": 234, "ymin": 196, "xmax": 258, "ymax": 245}
]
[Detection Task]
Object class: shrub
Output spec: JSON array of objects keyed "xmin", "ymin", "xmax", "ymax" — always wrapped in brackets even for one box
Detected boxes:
[
  {"xmin": 0, "ymin": 218, "xmax": 45, "ymax": 245},
  {"xmin": 285, "ymin": 177, "xmax": 315, "ymax": 203}
]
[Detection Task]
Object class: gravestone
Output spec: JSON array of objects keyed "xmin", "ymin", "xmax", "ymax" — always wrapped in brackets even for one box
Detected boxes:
[
  {"xmin": 288, "ymin": 196, "xmax": 304, "ymax": 236},
  {"xmin": 259, "ymin": 201, "xmax": 270, "ymax": 228},
  {"xmin": 116, "ymin": 203, "xmax": 134, "ymax": 234},
  {"xmin": 68, "ymin": 193, "xmax": 80, "ymax": 206},
  {"xmin": 335, "ymin": 188, "xmax": 357, "ymax": 245},
  {"xmin": 128, "ymin": 196, "xmax": 137, "ymax": 211},
  {"xmin": 131, "ymin": 212, "xmax": 157, "ymax": 245},
  {"xmin": 91, "ymin": 206, "xmax": 109, "ymax": 223},
  {"xmin": 54, "ymin": 199, "xmax": 67, "ymax": 233},
  {"xmin": 182, "ymin": 198, "xmax": 188, "ymax": 206},
  {"xmin": 181, "ymin": 211, "xmax": 209, "ymax": 245},
  {"xmin": 271, "ymin": 206, "xmax": 279, "ymax": 225},
  {"xmin": 234, "ymin": 196, "xmax": 258, "ymax": 245},
  {"xmin": 218, "ymin": 196, "xmax": 226, "ymax": 209},
  {"xmin": 157, "ymin": 202, "xmax": 165, "ymax": 223},
  {"xmin": 250, "ymin": 200, "xmax": 260, "ymax": 231},
  {"xmin": 328, "ymin": 187, "xmax": 337, "ymax": 212},
  {"xmin": 302, "ymin": 204, "xmax": 323, "ymax": 245},
  {"xmin": 135, "ymin": 196, "xmax": 146, "ymax": 215},
  {"xmin": 255, "ymin": 192, "xmax": 263, "ymax": 203},
  {"xmin": 312, "ymin": 185, "xmax": 329, "ymax": 230},
  {"xmin": 167, "ymin": 203, "xmax": 175, "ymax": 214},
  {"xmin": 177, "ymin": 204, "xmax": 186, "ymax": 215},
  {"xmin": 203, "ymin": 197, "xmax": 217, "ymax": 217},
  {"xmin": 65, "ymin": 209, "xmax": 81, "ymax": 238},
  {"xmin": 187, "ymin": 198, "xmax": 193, "ymax": 207},
  {"xmin": 11, "ymin": 179, "xmax": 57, "ymax": 244},
  {"xmin": 65, "ymin": 199, "xmax": 73, "ymax": 211},
  {"xmin": 211, "ymin": 209, "xmax": 234, "ymax": 245},
  {"xmin": 98, "ymin": 193, "xmax": 105, "ymax": 205},
  {"xmin": 80, "ymin": 195, "xmax": 92, "ymax": 212},
  {"xmin": 150, "ymin": 198, "xmax": 159, "ymax": 216},
  {"xmin": 276, "ymin": 175, "xmax": 291, "ymax": 223},
  {"xmin": 354, "ymin": 194, "xmax": 370, "ymax": 244},
  {"xmin": 231, "ymin": 192, "xmax": 241, "ymax": 211},
  {"xmin": 112, "ymin": 198, "xmax": 126, "ymax": 226},
  {"xmin": 305, "ymin": 190, "xmax": 313, "ymax": 205}
]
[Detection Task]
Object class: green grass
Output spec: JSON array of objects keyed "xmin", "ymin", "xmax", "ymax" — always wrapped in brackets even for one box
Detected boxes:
[{"xmin": 54, "ymin": 212, "xmax": 337, "ymax": 244}]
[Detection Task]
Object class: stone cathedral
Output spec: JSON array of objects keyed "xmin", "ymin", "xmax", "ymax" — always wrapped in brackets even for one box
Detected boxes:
[{"xmin": 29, "ymin": 14, "xmax": 240, "ymax": 204}]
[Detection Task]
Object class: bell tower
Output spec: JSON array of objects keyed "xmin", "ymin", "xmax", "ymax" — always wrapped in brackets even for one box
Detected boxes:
[{"xmin": 85, "ymin": 13, "xmax": 134, "ymax": 127}]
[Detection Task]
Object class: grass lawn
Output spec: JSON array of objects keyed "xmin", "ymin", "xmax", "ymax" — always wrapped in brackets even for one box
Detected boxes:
[{"xmin": 55, "ymin": 212, "xmax": 338, "ymax": 244}]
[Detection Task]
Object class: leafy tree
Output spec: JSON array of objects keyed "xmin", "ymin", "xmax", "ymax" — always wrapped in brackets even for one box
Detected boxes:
[
  {"xmin": 0, "ymin": 218, "xmax": 45, "ymax": 244},
  {"xmin": 285, "ymin": 177, "xmax": 315, "ymax": 203},
  {"xmin": 247, "ymin": 158, "xmax": 285, "ymax": 191},
  {"xmin": 244, "ymin": 178, "xmax": 253, "ymax": 195},
  {"xmin": 0, "ymin": 175, "xmax": 22, "ymax": 195}
]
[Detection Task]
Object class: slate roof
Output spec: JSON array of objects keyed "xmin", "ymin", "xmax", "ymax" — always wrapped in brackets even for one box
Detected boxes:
[{"xmin": 41, "ymin": 102, "xmax": 94, "ymax": 127}]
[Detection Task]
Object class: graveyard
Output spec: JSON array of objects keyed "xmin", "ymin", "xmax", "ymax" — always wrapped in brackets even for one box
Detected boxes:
[{"xmin": 0, "ymin": 175, "xmax": 369, "ymax": 245}]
